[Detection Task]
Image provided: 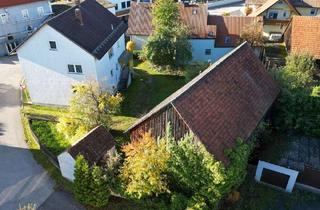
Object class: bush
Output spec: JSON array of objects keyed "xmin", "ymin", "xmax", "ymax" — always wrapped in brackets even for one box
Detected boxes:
[
  {"xmin": 30, "ymin": 120, "xmax": 70, "ymax": 155},
  {"xmin": 170, "ymin": 193, "xmax": 188, "ymax": 210}
]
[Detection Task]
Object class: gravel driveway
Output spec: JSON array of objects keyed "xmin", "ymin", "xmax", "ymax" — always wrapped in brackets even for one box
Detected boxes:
[{"xmin": 0, "ymin": 56, "xmax": 54, "ymax": 209}]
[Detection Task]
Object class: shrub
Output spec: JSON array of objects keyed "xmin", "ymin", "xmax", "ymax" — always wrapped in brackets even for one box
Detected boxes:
[
  {"xmin": 170, "ymin": 193, "xmax": 188, "ymax": 210},
  {"xmin": 89, "ymin": 165, "xmax": 111, "ymax": 207},
  {"xmin": 126, "ymin": 41, "xmax": 135, "ymax": 52},
  {"xmin": 74, "ymin": 155, "xmax": 92, "ymax": 205}
]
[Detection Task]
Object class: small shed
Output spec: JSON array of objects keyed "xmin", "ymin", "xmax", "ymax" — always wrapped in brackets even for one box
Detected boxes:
[{"xmin": 58, "ymin": 125, "xmax": 115, "ymax": 181}]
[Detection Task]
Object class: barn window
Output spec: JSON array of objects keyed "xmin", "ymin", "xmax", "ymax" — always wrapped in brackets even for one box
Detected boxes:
[{"xmin": 49, "ymin": 41, "xmax": 57, "ymax": 50}]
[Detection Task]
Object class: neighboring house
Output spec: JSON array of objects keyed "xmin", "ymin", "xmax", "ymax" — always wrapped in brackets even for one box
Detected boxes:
[
  {"xmin": 127, "ymin": 1, "xmax": 262, "ymax": 62},
  {"xmin": 58, "ymin": 125, "xmax": 115, "ymax": 181},
  {"xmin": 0, "ymin": 0, "xmax": 52, "ymax": 56},
  {"xmin": 248, "ymin": 0, "xmax": 300, "ymax": 37},
  {"xmin": 17, "ymin": 0, "xmax": 129, "ymax": 106},
  {"xmin": 128, "ymin": 42, "xmax": 280, "ymax": 165},
  {"xmin": 284, "ymin": 16, "xmax": 320, "ymax": 61}
]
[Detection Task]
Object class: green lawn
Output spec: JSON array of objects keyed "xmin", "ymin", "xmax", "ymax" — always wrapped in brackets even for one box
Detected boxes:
[
  {"xmin": 30, "ymin": 120, "xmax": 70, "ymax": 155},
  {"xmin": 120, "ymin": 61, "xmax": 186, "ymax": 117}
]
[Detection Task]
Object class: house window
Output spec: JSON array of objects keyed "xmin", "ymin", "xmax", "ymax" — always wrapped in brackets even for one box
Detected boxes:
[
  {"xmin": 68, "ymin": 64, "xmax": 75, "ymax": 73},
  {"xmin": 224, "ymin": 36, "xmax": 231, "ymax": 44},
  {"xmin": 108, "ymin": 47, "xmax": 114, "ymax": 58},
  {"xmin": 205, "ymin": 49, "xmax": 211, "ymax": 55},
  {"xmin": 75, "ymin": 65, "xmax": 83, "ymax": 73},
  {"xmin": 116, "ymin": 63, "xmax": 119, "ymax": 70},
  {"xmin": 68, "ymin": 65, "xmax": 83, "ymax": 74},
  {"xmin": 0, "ymin": 13, "xmax": 8, "ymax": 24},
  {"xmin": 283, "ymin": 11, "xmax": 287, "ymax": 17},
  {"xmin": 21, "ymin": 9, "xmax": 29, "ymax": 19},
  {"xmin": 121, "ymin": 2, "xmax": 126, "ymax": 9},
  {"xmin": 268, "ymin": 11, "xmax": 278, "ymax": 19},
  {"xmin": 311, "ymin": 8, "xmax": 316, "ymax": 15},
  {"xmin": 127, "ymin": 1, "xmax": 131, "ymax": 7},
  {"xmin": 111, "ymin": 69, "xmax": 114, "ymax": 77},
  {"xmin": 37, "ymin": 7, "xmax": 44, "ymax": 17},
  {"xmin": 49, "ymin": 41, "xmax": 57, "ymax": 50},
  {"xmin": 115, "ymin": 4, "xmax": 118, "ymax": 10},
  {"xmin": 117, "ymin": 40, "xmax": 120, "ymax": 48}
]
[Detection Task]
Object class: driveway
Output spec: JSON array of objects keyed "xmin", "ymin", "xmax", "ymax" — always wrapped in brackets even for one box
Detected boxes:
[{"xmin": 0, "ymin": 56, "xmax": 54, "ymax": 209}]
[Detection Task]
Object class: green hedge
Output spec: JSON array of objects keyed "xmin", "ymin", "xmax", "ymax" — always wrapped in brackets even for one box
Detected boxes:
[{"xmin": 30, "ymin": 120, "xmax": 70, "ymax": 155}]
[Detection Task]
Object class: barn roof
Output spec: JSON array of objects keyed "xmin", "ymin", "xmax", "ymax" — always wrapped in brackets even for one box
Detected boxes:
[
  {"xmin": 127, "ymin": 2, "xmax": 217, "ymax": 39},
  {"xmin": 207, "ymin": 15, "xmax": 263, "ymax": 47},
  {"xmin": 128, "ymin": 42, "xmax": 280, "ymax": 164},
  {"xmin": 286, "ymin": 16, "xmax": 320, "ymax": 59},
  {"xmin": 68, "ymin": 125, "xmax": 115, "ymax": 165}
]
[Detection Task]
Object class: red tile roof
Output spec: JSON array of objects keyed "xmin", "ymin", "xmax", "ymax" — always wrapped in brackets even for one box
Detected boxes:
[
  {"xmin": 249, "ymin": 0, "xmax": 300, "ymax": 16},
  {"xmin": 207, "ymin": 15, "xmax": 263, "ymax": 47},
  {"xmin": 127, "ymin": 2, "xmax": 217, "ymax": 38},
  {"xmin": 287, "ymin": 16, "xmax": 320, "ymax": 59},
  {"xmin": 0, "ymin": 0, "xmax": 45, "ymax": 8},
  {"xmin": 129, "ymin": 42, "xmax": 280, "ymax": 164}
]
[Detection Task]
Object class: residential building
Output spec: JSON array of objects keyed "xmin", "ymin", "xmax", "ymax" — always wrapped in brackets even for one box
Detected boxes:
[
  {"xmin": 127, "ymin": 1, "xmax": 262, "ymax": 62},
  {"xmin": 0, "ymin": 0, "xmax": 52, "ymax": 56},
  {"xmin": 128, "ymin": 42, "xmax": 280, "ymax": 165},
  {"xmin": 248, "ymin": 0, "xmax": 300, "ymax": 37},
  {"xmin": 58, "ymin": 125, "xmax": 115, "ymax": 181},
  {"xmin": 284, "ymin": 16, "xmax": 320, "ymax": 61},
  {"xmin": 17, "ymin": 0, "xmax": 128, "ymax": 106}
]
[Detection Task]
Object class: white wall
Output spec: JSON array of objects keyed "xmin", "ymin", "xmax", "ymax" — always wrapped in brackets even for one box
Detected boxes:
[
  {"xmin": 190, "ymin": 39, "xmax": 233, "ymax": 63},
  {"xmin": 296, "ymin": 7, "xmax": 320, "ymax": 16},
  {"xmin": 57, "ymin": 152, "xmax": 76, "ymax": 181},
  {"xmin": 131, "ymin": 35, "xmax": 148, "ymax": 50},
  {"xmin": 95, "ymin": 34, "xmax": 126, "ymax": 92},
  {"xmin": 17, "ymin": 25, "xmax": 97, "ymax": 106}
]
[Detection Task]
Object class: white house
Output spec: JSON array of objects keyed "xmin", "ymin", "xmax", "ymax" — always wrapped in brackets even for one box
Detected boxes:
[
  {"xmin": 17, "ymin": 0, "xmax": 129, "ymax": 106},
  {"xmin": 127, "ymin": 2, "xmax": 262, "ymax": 63},
  {"xmin": 0, "ymin": 0, "xmax": 52, "ymax": 56},
  {"xmin": 58, "ymin": 125, "xmax": 115, "ymax": 181}
]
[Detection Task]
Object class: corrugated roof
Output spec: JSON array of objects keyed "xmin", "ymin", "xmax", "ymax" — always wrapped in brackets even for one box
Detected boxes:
[
  {"xmin": 207, "ymin": 15, "xmax": 263, "ymax": 47},
  {"xmin": 127, "ymin": 2, "xmax": 217, "ymax": 39},
  {"xmin": 288, "ymin": 16, "xmax": 320, "ymax": 59},
  {"xmin": 68, "ymin": 125, "xmax": 115, "ymax": 165},
  {"xmin": 0, "ymin": 0, "xmax": 45, "ymax": 8},
  {"xmin": 128, "ymin": 42, "xmax": 280, "ymax": 164}
]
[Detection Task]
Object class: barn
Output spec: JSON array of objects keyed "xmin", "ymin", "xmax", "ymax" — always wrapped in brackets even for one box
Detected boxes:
[
  {"xmin": 128, "ymin": 42, "xmax": 280, "ymax": 164},
  {"xmin": 58, "ymin": 125, "xmax": 115, "ymax": 181}
]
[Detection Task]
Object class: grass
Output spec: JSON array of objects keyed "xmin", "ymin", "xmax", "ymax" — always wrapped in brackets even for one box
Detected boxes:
[
  {"xmin": 30, "ymin": 120, "xmax": 70, "ymax": 156},
  {"xmin": 120, "ymin": 61, "xmax": 186, "ymax": 117},
  {"xmin": 225, "ymin": 171, "xmax": 320, "ymax": 210},
  {"xmin": 21, "ymin": 113, "xmax": 73, "ymax": 192}
]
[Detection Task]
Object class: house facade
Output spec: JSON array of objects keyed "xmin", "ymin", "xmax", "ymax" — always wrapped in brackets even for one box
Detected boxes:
[
  {"xmin": 127, "ymin": 2, "xmax": 262, "ymax": 63},
  {"xmin": 0, "ymin": 0, "xmax": 52, "ymax": 56},
  {"xmin": 248, "ymin": 0, "xmax": 300, "ymax": 37},
  {"xmin": 17, "ymin": 0, "xmax": 128, "ymax": 106},
  {"xmin": 128, "ymin": 42, "xmax": 280, "ymax": 164}
]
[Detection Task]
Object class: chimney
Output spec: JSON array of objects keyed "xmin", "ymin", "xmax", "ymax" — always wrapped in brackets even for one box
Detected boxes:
[{"xmin": 75, "ymin": 8, "xmax": 83, "ymax": 26}]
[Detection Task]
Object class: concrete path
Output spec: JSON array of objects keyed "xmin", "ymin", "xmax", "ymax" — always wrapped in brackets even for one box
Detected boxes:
[
  {"xmin": 38, "ymin": 191, "xmax": 85, "ymax": 210},
  {"xmin": 0, "ymin": 56, "xmax": 54, "ymax": 209}
]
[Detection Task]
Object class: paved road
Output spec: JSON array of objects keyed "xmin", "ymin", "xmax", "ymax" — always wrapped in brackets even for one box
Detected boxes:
[{"xmin": 0, "ymin": 56, "xmax": 54, "ymax": 209}]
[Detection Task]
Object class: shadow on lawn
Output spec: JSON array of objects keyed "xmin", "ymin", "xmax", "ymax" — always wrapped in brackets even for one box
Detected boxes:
[{"xmin": 119, "ymin": 66, "xmax": 185, "ymax": 118}]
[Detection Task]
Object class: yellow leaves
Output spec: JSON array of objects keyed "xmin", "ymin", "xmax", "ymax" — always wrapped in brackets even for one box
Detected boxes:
[
  {"xmin": 121, "ymin": 132, "xmax": 170, "ymax": 198},
  {"xmin": 126, "ymin": 41, "xmax": 135, "ymax": 52}
]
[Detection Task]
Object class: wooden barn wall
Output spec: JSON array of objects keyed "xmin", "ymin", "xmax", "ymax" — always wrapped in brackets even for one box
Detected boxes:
[{"xmin": 130, "ymin": 105, "xmax": 190, "ymax": 141}]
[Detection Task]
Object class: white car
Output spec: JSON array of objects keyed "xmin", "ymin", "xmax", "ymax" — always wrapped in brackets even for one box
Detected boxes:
[{"xmin": 269, "ymin": 33, "xmax": 283, "ymax": 42}]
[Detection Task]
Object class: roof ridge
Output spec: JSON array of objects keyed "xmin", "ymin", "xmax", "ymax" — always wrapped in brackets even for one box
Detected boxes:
[{"xmin": 127, "ymin": 41, "xmax": 249, "ymax": 131}]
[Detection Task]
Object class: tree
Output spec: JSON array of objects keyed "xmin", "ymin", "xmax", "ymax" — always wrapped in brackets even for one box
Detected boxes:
[
  {"xmin": 74, "ymin": 155, "xmax": 92, "ymax": 205},
  {"xmin": 57, "ymin": 81, "xmax": 123, "ymax": 138},
  {"xmin": 244, "ymin": 6, "xmax": 253, "ymax": 16},
  {"xmin": 167, "ymin": 133, "xmax": 226, "ymax": 208},
  {"xmin": 89, "ymin": 165, "xmax": 111, "ymax": 207},
  {"xmin": 240, "ymin": 22, "xmax": 265, "ymax": 47},
  {"xmin": 142, "ymin": 0, "xmax": 192, "ymax": 68},
  {"xmin": 126, "ymin": 41, "xmax": 135, "ymax": 52},
  {"xmin": 120, "ymin": 132, "xmax": 170, "ymax": 199}
]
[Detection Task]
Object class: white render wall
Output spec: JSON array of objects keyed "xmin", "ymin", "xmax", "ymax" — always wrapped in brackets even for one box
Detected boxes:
[
  {"xmin": 17, "ymin": 25, "xmax": 97, "ymax": 106},
  {"xmin": 95, "ymin": 34, "xmax": 126, "ymax": 92},
  {"xmin": 57, "ymin": 152, "xmax": 76, "ymax": 181}
]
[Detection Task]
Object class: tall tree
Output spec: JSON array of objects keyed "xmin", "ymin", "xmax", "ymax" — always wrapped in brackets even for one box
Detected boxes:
[
  {"xmin": 142, "ymin": 0, "xmax": 192, "ymax": 68},
  {"xmin": 120, "ymin": 132, "xmax": 170, "ymax": 199},
  {"xmin": 57, "ymin": 81, "xmax": 123, "ymax": 138},
  {"xmin": 240, "ymin": 22, "xmax": 265, "ymax": 47},
  {"xmin": 89, "ymin": 165, "xmax": 111, "ymax": 207},
  {"xmin": 74, "ymin": 155, "xmax": 92, "ymax": 204}
]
